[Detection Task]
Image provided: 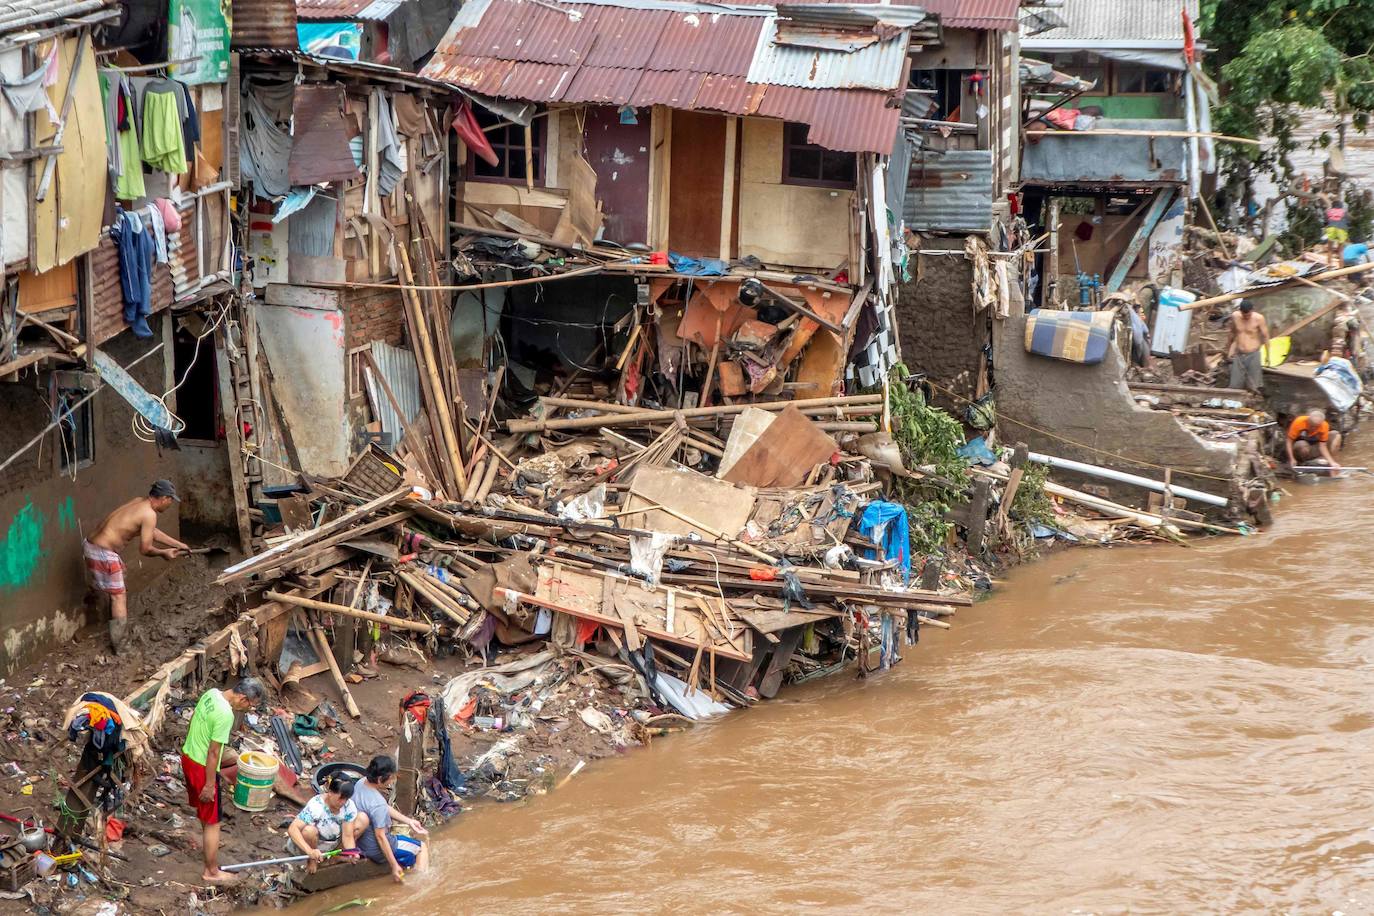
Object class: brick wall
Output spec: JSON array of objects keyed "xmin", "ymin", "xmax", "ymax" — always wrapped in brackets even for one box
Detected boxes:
[{"xmin": 342, "ymin": 287, "xmax": 405, "ymax": 351}]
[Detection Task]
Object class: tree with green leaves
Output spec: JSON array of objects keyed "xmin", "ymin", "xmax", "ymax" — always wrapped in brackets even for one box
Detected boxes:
[{"xmin": 1203, "ymin": 0, "xmax": 1374, "ymax": 187}]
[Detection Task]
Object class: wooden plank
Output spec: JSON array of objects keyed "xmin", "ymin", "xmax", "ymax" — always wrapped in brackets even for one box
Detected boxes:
[
  {"xmin": 721, "ymin": 405, "xmax": 837, "ymax": 488},
  {"xmin": 264, "ymin": 283, "xmax": 343, "ymax": 311},
  {"xmin": 215, "ymin": 488, "xmax": 409, "ymax": 584},
  {"xmin": 1105, "ymin": 189, "xmax": 1174, "ymax": 293},
  {"xmin": 965, "ymin": 478, "xmax": 993, "ymax": 556},
  {"xmin": 216, "ymin": 327, "xmax": 254, "ymax": 554}
]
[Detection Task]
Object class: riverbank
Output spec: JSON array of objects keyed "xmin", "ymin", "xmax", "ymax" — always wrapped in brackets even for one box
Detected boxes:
[{"xmin": 295, "ymin": 448, "xmax": 1374, "ymax": 914}]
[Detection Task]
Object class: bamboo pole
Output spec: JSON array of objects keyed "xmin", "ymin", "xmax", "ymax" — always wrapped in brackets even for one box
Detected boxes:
[
  {"xmin": 265, "ymin": 591, "xmax": 433, "ymax": 633},
  {"xmin": 473, "ymin": 454, "xmax": 502, "ymax": 502},
  {"xmin": 398, "ymin": 245, "xmax": 468, "ymax": 494},
  {"xmin": 508, "ymin": 394, "xmax": 884, "ymax": 433},
  {"xmin": 305, "ymin": 612, "xmax": 362, "ymax": 718},
  {"xmin": 1181, "ymin": 261, "xmax": 1374, "ymax": 311},
  {"xmin": 1025, "ymin": 128, "xmax": 1261, "ymax": 145}
]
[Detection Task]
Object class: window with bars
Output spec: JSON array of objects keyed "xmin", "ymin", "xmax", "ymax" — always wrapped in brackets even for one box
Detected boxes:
[
  {"xmin": 781, "ymin": 122, "xmax": 857, "ymax": 189},
  {"xmin": 467, "ymin": 106, "xmax": 546, "ymax": 184}
]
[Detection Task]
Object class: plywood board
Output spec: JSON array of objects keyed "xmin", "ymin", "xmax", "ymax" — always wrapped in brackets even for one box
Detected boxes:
[
  {"xmin": 722, "ymin": 405, "xmax": 836, "ymax": 488},
  {"xmin": 255, "ymin": 303, "xmax": 351, "ymax": 477},
  {"xmin": 624, "ymin": 465, "xmax": 755, "ymax": 540}
]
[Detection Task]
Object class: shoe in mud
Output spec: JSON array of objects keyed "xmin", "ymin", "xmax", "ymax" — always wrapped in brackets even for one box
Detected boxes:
[{"xmin": 109, "ymin": 618, "xmax": 129, "ymax": 654}]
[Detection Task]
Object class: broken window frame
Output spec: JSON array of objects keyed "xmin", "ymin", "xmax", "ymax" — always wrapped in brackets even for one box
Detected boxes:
[
  {"xmin": 1113, "ymin": 64, "xmax": 1175, "ymax": 95},
  {"xmin": 58, "ymin": 391, "xmax": 94, "ymax": 473},
  {"xmin": 780, "ymin": 122, "xmax": 857, "ymax": 190},
  {"xmin": 466, "ymin": 106, "xmax": 547, "ymax": 186}
]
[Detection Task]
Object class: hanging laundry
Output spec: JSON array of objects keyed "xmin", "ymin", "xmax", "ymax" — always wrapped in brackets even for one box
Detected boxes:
[
  {"xmin": 452, "ymin": 97, "xmax": 497, "ymax": 167},
  {"xmin": 0, "ymin": 48, "xmax": 58, "ymax": 119},
  {"xmin": 100, "ymin": 69, "xmax": 146, "ymax": 199},
  {"xmin": 109, "ymin": 206, "xmax": 155, "ymax": 338},
  {"xmin": 144, "ymin": 200, "xmax": 168, "ymax": 264},
  {"xmin": 140, "ymin": 86, "xmax": 187, "ymax": 174},
  {"xmin": 372, "ymin": 88, "xmax": 404, "ymax": 197},
  {"xmin": 97, "ymin": 70, "xmax": 124, "ymax": 180},
  {"xmin": 241, "ymin": 86, "xmax": 293, "ymax": 198},
  {"xmin": 175, "ymin": 80, "xmax": 200, "ymax": 166}
]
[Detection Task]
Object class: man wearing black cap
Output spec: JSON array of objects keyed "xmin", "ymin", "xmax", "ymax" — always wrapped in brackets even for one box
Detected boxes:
[{"xmin": 85, "ymin": 479, "xmax": 190, "ymax": 652}]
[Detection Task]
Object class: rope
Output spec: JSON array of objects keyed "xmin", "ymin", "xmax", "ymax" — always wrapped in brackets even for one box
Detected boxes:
[{"xmin": 924, "ymin": 379, "xmax": 1238, "ymax": 483}]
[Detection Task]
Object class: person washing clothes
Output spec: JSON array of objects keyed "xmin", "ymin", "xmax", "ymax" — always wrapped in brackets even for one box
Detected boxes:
[
  {"xmin": 1285, "ymin": 408, "xmax": 1343, "ymax": 474},
  {"xmin": 180, "ymin": 678, "xmax": 266, "ymax": 885},
  {"xmin": 84, "ymin": 479, "xmax": 190, "ymax": 653},
  {"xmin": 351, "ymin": 755, "xmax": 429, "ymax": 883},
  {"xmin": 287, "ymin": 775, "xmax": 361, "ymax": 872},
  {"xmin": 1225, "ymin": 300, "xmax": 1270, "ymax": 393}
]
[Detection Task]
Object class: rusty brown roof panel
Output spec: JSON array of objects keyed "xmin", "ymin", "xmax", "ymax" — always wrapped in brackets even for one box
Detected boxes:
[
  {"xmin": 580, "ymin": 7, "xmax": 672, "ymax": 68},
  {"xmin": 498, "ymin": 61, "xmax": 577, "ymax": 102},
  {"xmin": 563, "ymin": 65, "xmax": 643, "ymax": 105},
  {"xmin": 463, "ymin": 0, "xmax": 603, "ymax": 64},
  {"xmin": 433, "ymin": 55, "xmax": 515, "ymax": 94},
  {"xmin": 649, "ymin": 12, "xmax": 763, "ymax": 76},
  {"xmin": 693, "ymin": 74, "xmax": 758, "ymax": 115},
  {"xmin": 232, "ymin": 0, "xmax": 299, "ymax": 48},
  {"xmin": 756, "ymin": 84, "xmax": 898, "ymax": 154},
  {"xmin": 626, "ymin": 70, "xmax": 705, "ymax": 109}
]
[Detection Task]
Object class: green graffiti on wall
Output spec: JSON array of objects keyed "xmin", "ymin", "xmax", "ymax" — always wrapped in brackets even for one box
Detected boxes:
[
  {"xmin": 0, "ymin": 501, "xmax": 45, "ymax": 591},
  {"xmin": 57, "ymin": 497, "xmax": 76, "ymax": 532}
]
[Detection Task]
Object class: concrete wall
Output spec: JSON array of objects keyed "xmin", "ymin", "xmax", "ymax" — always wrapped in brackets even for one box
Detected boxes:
[
  {"xmin": 893, "ymin": 248, "xmax": 987, "ymax": 404},
  {"xmin": 737, "ymin": 119, "xmax": 853, "ymax": 270},
  {"xmin": 0, "ymin": 326, "xmax": 181, "ymax": 674},
  {"xmin": 993, "ymin": 314, "xmax": 1241, "ymax": 506}
]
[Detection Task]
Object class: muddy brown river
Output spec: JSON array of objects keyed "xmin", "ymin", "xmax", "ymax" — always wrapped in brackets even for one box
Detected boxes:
[{"xmin": 301, "ymin": 450, "xmax": 1374, "ymax": 914}]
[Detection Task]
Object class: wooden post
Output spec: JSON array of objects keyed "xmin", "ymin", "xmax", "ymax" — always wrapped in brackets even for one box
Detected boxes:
[
  {"xmin": 304, "ymin": 612, "xmax": 362, "ymax": 719},
  {"xmin": 398, "ymin": 244, "xmax": 467, "ymax": 495},
  {"xmin": 394, "ymin": 706, "xmax": 424, "ymax": 817},
  {"xmin": 994, "ymin": 442, "xmax": 1030, "ymax": 532},
  {"xmin": 966, "ymin": 478, "xmax": 993, "ymax": 556}
]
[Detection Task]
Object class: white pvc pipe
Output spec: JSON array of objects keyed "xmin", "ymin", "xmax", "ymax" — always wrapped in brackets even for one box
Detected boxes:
[{"xmin": 1027, "ymin": 452, "xmax": 1229, "ymax": 507}]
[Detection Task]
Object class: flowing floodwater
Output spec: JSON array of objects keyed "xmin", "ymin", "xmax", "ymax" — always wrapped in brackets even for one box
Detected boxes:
[{"xmin": 302, "ymin": 449, "xmax": 1374, "ymax": 914}]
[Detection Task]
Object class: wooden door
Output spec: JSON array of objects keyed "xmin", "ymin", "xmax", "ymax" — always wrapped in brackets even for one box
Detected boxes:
[
  {"xmin": 668, "ymin": 111, "xmax": 726, "ymax": 258},
  {"xmin": 583, "ymin": 106, "xmax": 652, "ymax": 246}
]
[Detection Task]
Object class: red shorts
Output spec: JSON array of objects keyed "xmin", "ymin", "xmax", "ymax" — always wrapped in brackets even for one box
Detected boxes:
[{"xmin": 180, "ymin": 754, "xmax": 220, "ymax": 825}]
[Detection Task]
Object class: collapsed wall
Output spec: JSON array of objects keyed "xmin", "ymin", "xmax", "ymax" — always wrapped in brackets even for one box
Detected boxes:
[{"xmin": 992, "ymin": 315, "xmax": 1243, "ymax": 510}]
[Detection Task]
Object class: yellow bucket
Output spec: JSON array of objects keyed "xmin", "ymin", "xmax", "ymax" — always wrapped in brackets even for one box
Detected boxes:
[{"xmin": 232, "ymin": 751, "xmax": 278, "ymax": 812}]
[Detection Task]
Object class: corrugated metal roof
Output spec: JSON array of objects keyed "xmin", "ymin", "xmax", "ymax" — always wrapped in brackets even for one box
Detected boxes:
[
  {"xmin": 908, "ymin": 0, "xmax": 1019, "ymax": 30},
  {"xmin": 1021, "ymin": 0, "xmax": 1200, "ymax": 44},
  {"xmin": 232, "ymin": 0, "xmax": 300, "ymax": 48},
  {"xmin": 746, "ymin": 17, "xmax": 909, "ymax": 90},
  {"xmin": 238, "ymin": 47, "xmax": 460, "ymax": 92},
  {"xmin": 904, "ymin": 149, "xmax": 993, "ymax": 232},
  {"xmin": 421, "ymin": 0, "xmax": 920, "ymax": 154},
  {"xmin": 367, "ymin": 341, "xmax": 422, "ymax": 446},
  {"xmin": 0, "ymin": 0, "xmax": 112, "ymax": 36},
  {"xmin": 296, "ymin": 0, "xmax": 403, "ymax": 22}
]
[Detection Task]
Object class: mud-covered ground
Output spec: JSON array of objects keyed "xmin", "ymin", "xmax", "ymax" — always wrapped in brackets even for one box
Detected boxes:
[{"xmin": 0, "ymin": 556, "xmax": 652, "ymax": 914}]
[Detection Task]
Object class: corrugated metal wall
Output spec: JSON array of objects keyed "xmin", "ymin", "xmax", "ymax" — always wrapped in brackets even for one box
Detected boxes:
[
  {"xmin": 230, "ymin": 0, "xmax": 298, "ymax": 49},
  {"xmin": 904, "ymin": 150, "xmax": 995, "ymax": 233},
  {"xmin": 91, "ymin": 235, "xmax": 174, "ymax": 347}
]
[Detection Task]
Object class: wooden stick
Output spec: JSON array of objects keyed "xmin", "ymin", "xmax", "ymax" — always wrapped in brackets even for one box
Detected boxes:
[
  {"xmin": 1025, "ymin": 128, "xmax": 1261, "ymax": 145},
  {"xmin": 304, "ymin": 611, "xmax": 361, "ymax": 718},
  {"xmin": 265, "ymin": 591, "xmax": 433, "ymax": 633},
  {"xmin": 1182, "ymin": 261, "xmax": 1374, "ymax": 311},
  {"xmin": 216, "ymin": 489, "xmax": 410, "ymax": 583},
  {"xmin": 461, "ymin": 415, "xmax": 520, "ymax": 471},
  {"xmin": 473, "ymin": 452, "xmax": 501, "ymax": 502},
  {"xmin": 619, "ymin": 500, "xmax": 779, "ymax": 565},
  {"xmin": 462, "ymin": 457, "xmax": 487, "ymax": 502},
  {"xmin": 398, "ymin": 244, "xmax": 468, "ymax": 494},
  {"xmin": 508, "ymin": 394, "xmax": 883, "ymax": 433}
]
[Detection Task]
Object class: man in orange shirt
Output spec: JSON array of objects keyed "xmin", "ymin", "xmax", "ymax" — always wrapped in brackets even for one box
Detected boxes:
[{"xmin": 1285, "ymin": 408, "xmax": 1342, "ymax": 472}]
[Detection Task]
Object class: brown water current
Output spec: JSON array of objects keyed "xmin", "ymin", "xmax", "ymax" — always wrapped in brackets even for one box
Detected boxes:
[{"xmin": 303, "ymin": 449, "xmax": 1374, "ymax": 914}]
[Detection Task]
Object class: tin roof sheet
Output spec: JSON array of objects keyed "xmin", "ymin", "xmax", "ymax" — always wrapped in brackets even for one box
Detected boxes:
[
  {"xmin": 421, "ymin": 0, "xmax": 920, "ymax": 153},
  {"xmin": 904, "ymin": 149, "xmax": 994, "ymax": 231},
  {"xmin": 0, "ymin": 0, "xmax": 113, "ymax": 35},
  {"xmin": 1021, "ymin": 0, "xmax": 1200, "ymax": 45},
  {"xmin": 296, "ymin": 0, "xmax": 399, "ymax": 21},
  {"xmin": 232, "ymin": 0, "xmax": 300, "ymax": 48},
  {"xmin": 908, "ymin": 0, "xmax": 1019, "ymax": 30},
  {"xmin": 745, "ymin": 17, "xmax": 909, "ymax": 89}
]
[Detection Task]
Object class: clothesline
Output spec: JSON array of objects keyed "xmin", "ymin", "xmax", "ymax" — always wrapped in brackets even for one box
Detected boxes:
[{"xmin": 98, "ymin": 56, "xmax": 201, "ymax": 73}]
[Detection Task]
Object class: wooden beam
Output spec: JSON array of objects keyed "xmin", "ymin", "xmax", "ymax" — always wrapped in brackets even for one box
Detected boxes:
[{"xmin": 1105, "ymin": 188, "xmax": 1174, "ymax": 293}]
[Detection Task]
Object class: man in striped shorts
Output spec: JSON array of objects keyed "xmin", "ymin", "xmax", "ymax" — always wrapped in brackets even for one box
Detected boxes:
[{"xmin": 85, "ymin": 480, "xmax": 188, "ymax": 652}]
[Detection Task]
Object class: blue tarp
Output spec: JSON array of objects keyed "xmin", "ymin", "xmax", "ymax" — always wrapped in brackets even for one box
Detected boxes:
[
  {"xmin": 858, "ymin": 501, "xmax": 910, "ymax": 584},
  {"xmin": 668, "ymin": 252, "xmax": 728, "ymax": 276}
]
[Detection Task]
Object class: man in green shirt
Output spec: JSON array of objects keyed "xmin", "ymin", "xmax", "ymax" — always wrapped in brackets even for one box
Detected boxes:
[{"xmin": 180, "ymin": 678, "xmax": 264, "ymax": 884}]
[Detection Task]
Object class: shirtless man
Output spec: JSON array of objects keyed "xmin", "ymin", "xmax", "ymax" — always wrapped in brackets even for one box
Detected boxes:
[
  {"xmin": 84, "ymin": 479, "xmax": 188, "ymax": 652},
  {"xmin": 1226, "ymin": 300, "xmax": 1270, "ymax": 393}
]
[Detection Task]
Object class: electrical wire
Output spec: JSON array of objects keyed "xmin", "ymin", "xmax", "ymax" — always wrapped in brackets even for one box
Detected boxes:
[{"xmin": 131, "ymin": 302, "xmax": 231, "ymax": 443}]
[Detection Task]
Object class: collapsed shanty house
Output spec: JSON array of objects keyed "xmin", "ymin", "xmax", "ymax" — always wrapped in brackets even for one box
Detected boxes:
[{"xmin": 419, "ymin": 0, "xmax": 945, "ymax": 394}]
